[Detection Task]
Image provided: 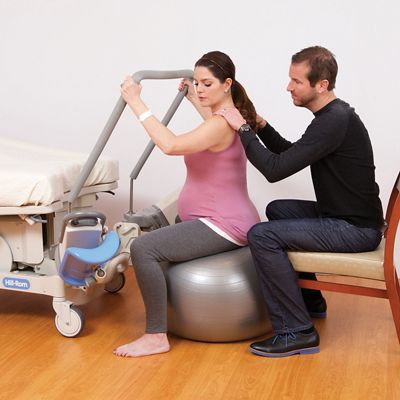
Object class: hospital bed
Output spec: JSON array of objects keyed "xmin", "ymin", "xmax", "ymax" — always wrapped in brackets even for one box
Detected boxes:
[
  {"xmin": 0, "ymin": 70, "xmax": 193, "ymax": 337},
  {"xmin": 0, "ymin": 136, "xmax": 122, "ymax": 336}
]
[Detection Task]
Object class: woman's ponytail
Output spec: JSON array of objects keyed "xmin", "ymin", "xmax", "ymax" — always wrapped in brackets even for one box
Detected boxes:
[{"xmin": 232, "ymin": 81, "xmax": 257, "ymax": 131}]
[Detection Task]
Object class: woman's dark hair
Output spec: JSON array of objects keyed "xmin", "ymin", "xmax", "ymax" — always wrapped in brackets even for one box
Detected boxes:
[
  {"xmin": 291, "ymin": 46, "xmax": 338, "ymax": 91},
  {"xmin": 195, "ymin": 51, "xmax": 257, "ymax": 131}
]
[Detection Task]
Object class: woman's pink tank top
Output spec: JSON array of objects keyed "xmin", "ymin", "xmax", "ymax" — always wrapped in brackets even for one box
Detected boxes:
[{"xmin": 177, "ymin": 113, "xmax": 260, "ymax": 245}]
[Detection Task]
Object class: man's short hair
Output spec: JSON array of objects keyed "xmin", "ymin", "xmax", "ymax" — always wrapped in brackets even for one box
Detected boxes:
[{"xmin": 292, "ymin": 46, "xmax": 338, "ymax": 90}]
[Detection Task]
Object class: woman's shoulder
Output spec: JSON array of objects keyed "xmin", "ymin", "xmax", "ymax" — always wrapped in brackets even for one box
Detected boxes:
[
  {"xmin": 196, "ymin": 109, "xmax": 237, "ymax": 152},
  {"xmin": 202, "ymin": 109, "xmax": 236, "ymax": 132}
]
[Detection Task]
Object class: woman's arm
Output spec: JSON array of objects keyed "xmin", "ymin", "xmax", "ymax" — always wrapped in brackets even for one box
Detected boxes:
[{"xmin": 120, "ymin": 77, "xmax": 233, "ymax": 155}]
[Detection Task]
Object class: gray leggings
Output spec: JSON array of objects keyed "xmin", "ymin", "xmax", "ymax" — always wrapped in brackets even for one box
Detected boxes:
[{"xmin": 130, "ymin": 219, "xmax": 239, "ymax": 333}]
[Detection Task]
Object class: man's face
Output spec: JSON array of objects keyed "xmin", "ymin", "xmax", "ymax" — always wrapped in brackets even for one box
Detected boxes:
[{"xmin": 286, "ymin": 61, "xmax": 319, "ymax": 109}]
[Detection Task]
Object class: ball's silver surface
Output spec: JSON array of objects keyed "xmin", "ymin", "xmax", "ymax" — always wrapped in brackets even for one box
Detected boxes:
[{"xmin": 164, "ymin": 247, "xmax": 272, "ymax": 342}]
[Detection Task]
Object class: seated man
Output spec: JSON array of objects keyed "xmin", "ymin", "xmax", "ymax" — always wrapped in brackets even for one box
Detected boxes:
[{"xmin": 221, "ymin": 45, "xmax": 384, "ymax": 357}]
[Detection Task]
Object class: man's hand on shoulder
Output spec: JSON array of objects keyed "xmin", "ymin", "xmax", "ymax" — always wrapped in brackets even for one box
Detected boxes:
[{"xmin": 215, "ymin": 108, "xmax": 247, "ymax": 131}]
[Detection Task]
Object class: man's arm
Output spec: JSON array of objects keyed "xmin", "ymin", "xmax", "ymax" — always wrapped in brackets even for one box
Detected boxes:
[
  {"xmin": 239, "ymin": 114, "xmax": 348, "ymax": 182},
  {"xmin": 256, "ymin": 123, "xmax": 293, "ymax": 154},
  {"xmin": 217, "ymin": 108, "xmax": 292, "ymax": 153}
]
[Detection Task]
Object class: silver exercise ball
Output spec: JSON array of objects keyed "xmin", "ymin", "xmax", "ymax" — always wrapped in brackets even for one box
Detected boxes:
[{"xmin": 163, "ymin": 246, "xmax": 272, "ymax": 342}]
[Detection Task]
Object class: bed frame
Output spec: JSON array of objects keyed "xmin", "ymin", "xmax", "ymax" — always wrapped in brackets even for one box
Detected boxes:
[{"xmin": 0, "ymin": 69, "xmax": 193, "ymax": 337}]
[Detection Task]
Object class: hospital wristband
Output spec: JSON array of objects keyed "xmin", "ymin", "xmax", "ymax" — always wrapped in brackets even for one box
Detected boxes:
[{"xmin": 138, "ymin": 110, "xmax": 153, "ymax": 122}]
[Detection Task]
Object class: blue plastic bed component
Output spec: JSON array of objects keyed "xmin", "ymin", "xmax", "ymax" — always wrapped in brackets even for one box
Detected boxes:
[{"xmin": 59, "ymin": 231, "xmax": 120, "ymax": 287}]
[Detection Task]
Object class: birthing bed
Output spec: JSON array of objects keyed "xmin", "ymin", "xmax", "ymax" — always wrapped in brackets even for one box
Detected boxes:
[
  {"xmin": 0, "ymin": 136, "xmax": 121, "ymax": 337},
  {"xmin": 0, "ymin": 69, "xmax": 193, "ymax": 338},
  {"xmin": 0, "ymin": 136, "xmax": 118, "ymax": 207}
]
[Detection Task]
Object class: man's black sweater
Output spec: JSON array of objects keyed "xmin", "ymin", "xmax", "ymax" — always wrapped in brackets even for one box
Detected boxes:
[{"xmin": 239, "ymin": 98, "xmax": 384, "ymax": 229}]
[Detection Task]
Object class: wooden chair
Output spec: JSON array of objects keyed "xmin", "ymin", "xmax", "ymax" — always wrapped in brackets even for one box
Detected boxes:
[{"xmin": 288, "ymin": 171, "xmax": 400, "ymax": 342}]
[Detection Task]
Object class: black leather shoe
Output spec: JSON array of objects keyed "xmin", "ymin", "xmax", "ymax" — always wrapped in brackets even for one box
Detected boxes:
[
  {"xmin": 249, "ymin": 329, "xmax": 320, "ymax": 358},
  {"xmin": 304, "ymin": 296, "xmax": 327, "ymax": 319}
]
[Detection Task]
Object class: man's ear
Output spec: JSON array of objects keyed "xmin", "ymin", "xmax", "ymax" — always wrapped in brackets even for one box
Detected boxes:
[{"xmin": 318, "ymin": 79, "xmax": 329, "ymax": 93}]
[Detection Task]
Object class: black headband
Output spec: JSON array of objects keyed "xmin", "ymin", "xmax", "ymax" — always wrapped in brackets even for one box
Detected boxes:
[{"xmin": 201, "ymin": 57, "xmax": 232, "ymax": 78}]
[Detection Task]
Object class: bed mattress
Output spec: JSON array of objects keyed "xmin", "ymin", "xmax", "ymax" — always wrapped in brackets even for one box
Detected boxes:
[{"xmin": 0, "ymin": 137, "xmax": 119, "ymax": 207}]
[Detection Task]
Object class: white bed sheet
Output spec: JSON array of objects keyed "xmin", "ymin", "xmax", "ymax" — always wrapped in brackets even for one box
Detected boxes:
[{"xmin": 0, "ymin": 137, "xmax": 119, "ymax": 207}]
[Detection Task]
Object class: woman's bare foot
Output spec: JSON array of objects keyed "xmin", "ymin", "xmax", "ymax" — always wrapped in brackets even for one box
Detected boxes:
[{"xmin": 113, "ymin": 333, "xmax": 170, "ymax": 357}]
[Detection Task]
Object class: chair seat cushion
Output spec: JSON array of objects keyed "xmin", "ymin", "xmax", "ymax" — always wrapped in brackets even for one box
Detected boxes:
[{"xmin": 288, "ymin": 240, "xmax": 385, "ymax": 281}]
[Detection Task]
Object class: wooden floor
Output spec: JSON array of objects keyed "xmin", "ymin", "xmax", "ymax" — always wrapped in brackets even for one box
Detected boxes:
[{"xmin": 0, "ymin": 269, "xmax": 399, "ymax": 400}]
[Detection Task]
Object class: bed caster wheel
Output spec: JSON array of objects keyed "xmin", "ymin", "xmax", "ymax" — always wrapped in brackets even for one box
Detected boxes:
[
  {"xmin": 96, "ymin": 268, "xmax": 106, "ymax": 278},
  {"xmin": 104, "ymin": 272, "xmax": 126, "ymax": 293},
  {"xmin": 55, "ymin": 305, "xmax": 85, "ymax": 338}
]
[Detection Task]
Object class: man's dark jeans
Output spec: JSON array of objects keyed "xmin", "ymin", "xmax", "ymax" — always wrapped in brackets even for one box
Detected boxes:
[{"xmin": 248, "ymin": 200, "xmax": 382, "ymax": 334}]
